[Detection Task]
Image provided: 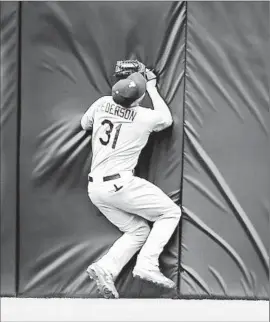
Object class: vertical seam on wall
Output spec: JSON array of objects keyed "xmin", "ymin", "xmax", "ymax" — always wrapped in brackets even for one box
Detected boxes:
[
  {"xmin": 15, "ymin": 1, "xmax": 22, "ymax": 297},
  {"xmin": 177, "ymin": 0, "xmax": 188, "ymax": 298}
]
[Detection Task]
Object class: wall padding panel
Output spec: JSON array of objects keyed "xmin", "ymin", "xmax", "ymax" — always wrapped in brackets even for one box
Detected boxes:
[
  {"xmin": 0, "ymin": 1, "xmax": 20, "ymax": 297},
  {"xmin": 18, "ymin": 2, "xmax": 186, "ymax": 298},
  {"xmin": 180, "ymin": 1, "xmax": 269, "ymax": 299}
]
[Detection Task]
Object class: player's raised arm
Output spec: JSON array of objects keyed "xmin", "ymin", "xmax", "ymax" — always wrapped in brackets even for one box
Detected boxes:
[
  {"xmin": 81, "ymin": 97, "xmax": 104, "ymax": 131},
  {"xmin": 146, "ymin": 69, "xmax": 173, "ymax": 132}
]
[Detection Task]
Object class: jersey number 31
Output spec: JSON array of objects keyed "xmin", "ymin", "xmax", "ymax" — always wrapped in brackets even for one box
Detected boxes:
[{"xmin": 99, "ymin": 119, "xmax": 122, "ymax": 149}]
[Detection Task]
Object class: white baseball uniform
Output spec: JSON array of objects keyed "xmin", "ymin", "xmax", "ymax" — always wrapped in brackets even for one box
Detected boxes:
[{"xmin": 81, "ymin": 95, "xmax": 181, "ymax": 279}]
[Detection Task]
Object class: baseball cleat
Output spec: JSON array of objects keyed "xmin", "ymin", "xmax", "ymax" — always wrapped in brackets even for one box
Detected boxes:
[
  {"xmin": 133, "ymin": 266, "xmax": 176, "ymax": 289},
  {"xmin": 86, "ymin": 263, "xmax": 119, "ymax": 299}
]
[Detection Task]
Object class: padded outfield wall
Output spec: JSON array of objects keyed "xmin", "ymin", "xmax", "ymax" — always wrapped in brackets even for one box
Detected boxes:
[{"xmin": 0, "ymin": 1, "xmax": 269, "ymax": 299}]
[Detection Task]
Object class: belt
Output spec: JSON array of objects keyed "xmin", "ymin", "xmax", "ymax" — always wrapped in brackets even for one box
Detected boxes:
[{"xmin": 88, "ymin": 173, "xmax": 120, "ymax": 182}]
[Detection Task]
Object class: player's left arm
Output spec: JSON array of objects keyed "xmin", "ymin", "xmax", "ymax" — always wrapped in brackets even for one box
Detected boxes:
[{"xmin": 81, "ymin": 97, "xmax": 104, "ymax": 131}]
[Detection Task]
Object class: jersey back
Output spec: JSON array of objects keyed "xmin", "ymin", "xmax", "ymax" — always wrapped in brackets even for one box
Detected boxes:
[{"xmin": 81, "ymin": 96, "xmax": 167, "ymax": 177}]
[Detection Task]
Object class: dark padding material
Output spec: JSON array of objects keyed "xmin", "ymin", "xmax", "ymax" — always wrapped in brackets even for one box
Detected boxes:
[
  {"xmin": 18, "ymin": 2, "xmax": 186, "ymax": 297},
  {"xmin": 0, "ymin": 1, "xmax": 20, "ymax": 296},
  {"xmin": 180, "ymin": 1, "xmax": 269, "ymax": 299},
  {"xmin": 2, "ymin": 1, "xmax": 268, "ymax": 300}
]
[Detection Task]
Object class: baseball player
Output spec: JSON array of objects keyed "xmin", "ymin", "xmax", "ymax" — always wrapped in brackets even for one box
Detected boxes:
[{"xmin": 81, "ymin": 69, "xmax": 182, "ymax": 299}]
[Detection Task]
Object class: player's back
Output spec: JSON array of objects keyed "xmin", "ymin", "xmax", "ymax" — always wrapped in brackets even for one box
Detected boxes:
[{"xmin": 90, "ymin": 96, "xmax": 155, "ymax": 177}]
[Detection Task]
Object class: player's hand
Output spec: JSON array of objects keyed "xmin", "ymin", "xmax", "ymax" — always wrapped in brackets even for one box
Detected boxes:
[
  {"xmin": 145, "ymin": 68, "xmax": 157, "ymax": 81},
  {"xmin": 145, "ymin": 68, "xmax": 157, "ymax": 91}
]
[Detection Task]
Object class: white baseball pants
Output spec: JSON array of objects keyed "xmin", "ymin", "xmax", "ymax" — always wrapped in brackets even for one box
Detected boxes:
[{"xmin": 88, "ymin": 171, "xmax": 181, "ymax": 280}]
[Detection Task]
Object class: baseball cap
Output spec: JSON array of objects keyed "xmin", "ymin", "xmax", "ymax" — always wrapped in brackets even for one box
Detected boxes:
[{"xmin": 112, "ymin": 72, "xmax": 146, "ymax": 107}]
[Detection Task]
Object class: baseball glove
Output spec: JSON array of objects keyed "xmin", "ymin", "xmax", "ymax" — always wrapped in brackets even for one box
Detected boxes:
[{"xmin": 114, "ymin": 60, "xmax": 146, "ymax": 79}]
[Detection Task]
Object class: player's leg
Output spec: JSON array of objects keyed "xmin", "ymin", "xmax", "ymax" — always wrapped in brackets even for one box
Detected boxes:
[
  {"xmin": 93, "ymin": 205, "xmax": 150, "ymax": 279},
  {"xmin": 108, "ymin": 177, "xmax": 181, "ymax": 288},
  {"xmin": 86, "ymin": 201, "xmax": 150, "ymax": 298}
]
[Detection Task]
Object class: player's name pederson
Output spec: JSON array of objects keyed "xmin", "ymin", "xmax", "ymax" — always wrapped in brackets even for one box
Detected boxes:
[{"xmin": 99, "ymin": 102, "xmax": 137, "ymax": 121}]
